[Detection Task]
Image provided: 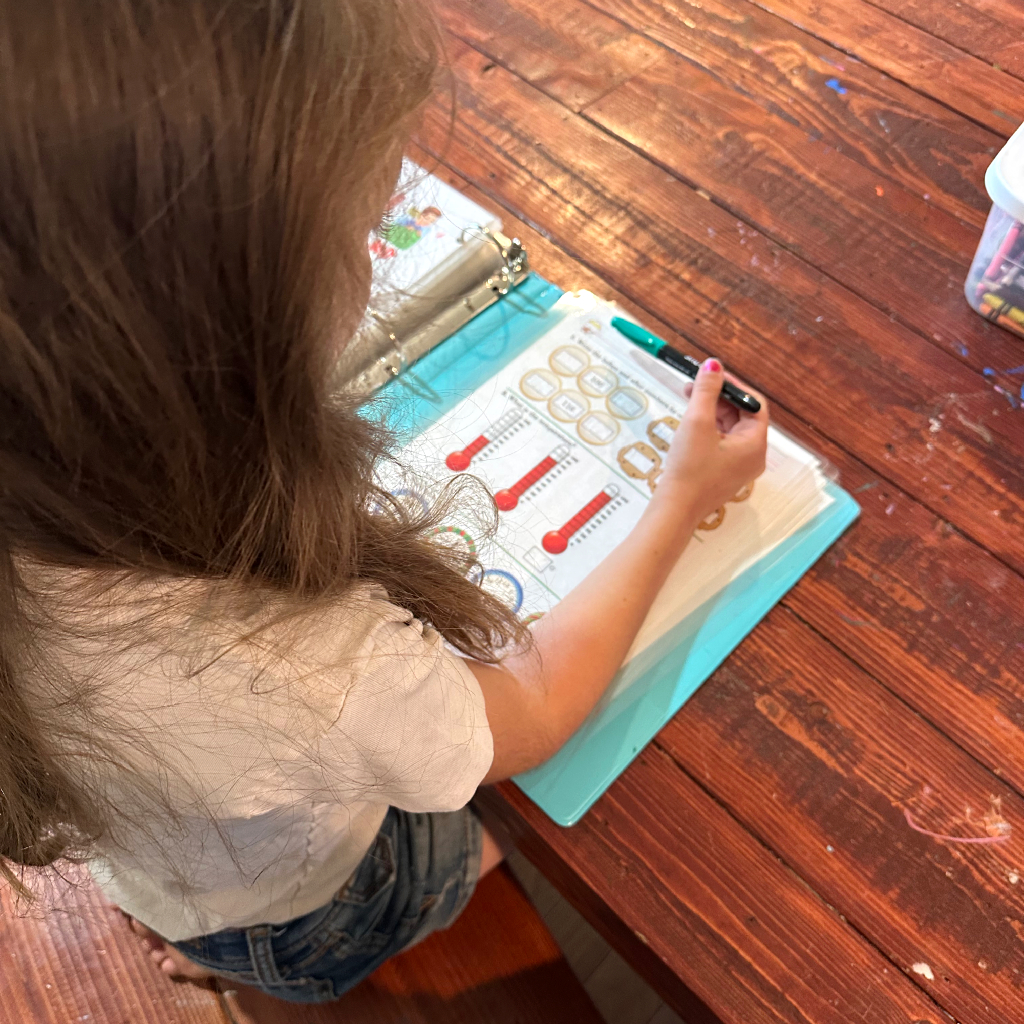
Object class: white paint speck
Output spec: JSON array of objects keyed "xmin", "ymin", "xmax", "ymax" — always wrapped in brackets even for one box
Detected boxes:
[
  {"xmin": 815, "ymin": 315, "xmax": 824, "ymax": 322},
  {"xmin": 979, "ymin": 960, "xmax": 988, "ymax": 970},
  {"xmin": 826, "ymin": 845, "xmax": 835, "ymax": 853},
  {"xmin": 912, "ymin": 962, "xmax": 935, "ymax": 981},
  {"xmin": 929, "ymin": 417, "xmax": 941, "ymax": 433},
  {"xmin": 886, "ymin": 503, "xmax": 896, "ymax": 515},
  {"xmin": 1009, "ymin": 871, "xmax": 1019, "ymax": 885}
]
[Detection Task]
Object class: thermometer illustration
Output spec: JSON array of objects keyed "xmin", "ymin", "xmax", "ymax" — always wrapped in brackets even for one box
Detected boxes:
[
  {"xmin": 494, "ymin": 444, "xmax": 570, "ymax": 511},
  {"xmin": 542, "ymin": 484, "xmax": 620, "ymax": 554},
  {"xmin": 445, "ymin": 409, "xmax": 523, "ymax": 472}
]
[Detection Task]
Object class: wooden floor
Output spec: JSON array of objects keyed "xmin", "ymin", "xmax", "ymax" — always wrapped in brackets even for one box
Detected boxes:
[
  {"xmin": 0, "ymin": 864, "xmax": 605, "ymax": 1024},
  {"xmin": 416, "ymin": 2, "xmax": 1024, "ymax": 1023}
]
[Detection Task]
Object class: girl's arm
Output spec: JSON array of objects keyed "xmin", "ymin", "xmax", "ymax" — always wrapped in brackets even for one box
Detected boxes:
[{"xmin": 467, "ymin": 359, "xmax": 769, "ymax": 784}]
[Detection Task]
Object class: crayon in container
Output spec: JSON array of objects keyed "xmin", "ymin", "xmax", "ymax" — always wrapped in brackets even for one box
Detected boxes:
[{"xmin": 966, "ymin": 122, "xmax": 1024, "ymax": 339}]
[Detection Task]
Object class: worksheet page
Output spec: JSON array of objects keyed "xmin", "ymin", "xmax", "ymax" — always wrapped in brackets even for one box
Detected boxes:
[{"xmin": 389, "ymin": 295, "xmax": 832, "ymax": 662}]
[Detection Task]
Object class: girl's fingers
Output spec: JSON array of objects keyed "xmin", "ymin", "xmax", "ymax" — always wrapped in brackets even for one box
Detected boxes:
[
  {"xmin": 722, "ymin": 371, "xmax": 769, "ymax": 421},
  {"xmin": 716, "ymin": 406, "xmax": 740, "ymax": 433},
  {"xmin": 686, "ymin": 358, "xmax": 725, "ymax": 422}
]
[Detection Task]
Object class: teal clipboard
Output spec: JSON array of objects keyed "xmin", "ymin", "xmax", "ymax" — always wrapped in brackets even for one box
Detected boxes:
[{"xmin": 373, "ymin": 275, "xmax": 860, "ymax": 827}]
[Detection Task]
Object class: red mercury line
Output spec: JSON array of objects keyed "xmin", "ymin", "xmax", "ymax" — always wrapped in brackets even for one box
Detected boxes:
[
  {"xmin": 445, "ymin": 409, "xmax": 523, "ymax": 471},
  {"xmin": 494, "ymin": 444, "xmax": 570, "ymax": 511},
  {"xmin": 542, "ymin": 484, "xmax": 620, "ymax": 554}
]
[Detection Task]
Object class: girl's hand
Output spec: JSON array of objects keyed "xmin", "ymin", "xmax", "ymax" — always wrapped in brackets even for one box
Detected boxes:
[{"xmin": 655, "ymin": 358, "xmax": 769, "ymax": 521}]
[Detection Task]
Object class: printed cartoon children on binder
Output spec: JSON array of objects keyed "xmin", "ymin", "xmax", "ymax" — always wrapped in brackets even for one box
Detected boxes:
[
  {"xmin": 390, "ymin": 294, "xmax": 832, "ymax": 665},
  {"xmin": 370, "ymin": 197, "xmax": 443, "ymax": 260}
]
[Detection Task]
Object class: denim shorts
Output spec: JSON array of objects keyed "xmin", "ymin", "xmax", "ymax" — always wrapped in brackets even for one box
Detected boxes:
[{"xmin": 168, "ymin": 806, "xmax": 483, "ymax": 1003}]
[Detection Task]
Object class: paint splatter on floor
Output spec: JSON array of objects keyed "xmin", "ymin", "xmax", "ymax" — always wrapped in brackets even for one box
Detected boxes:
[
  {"xmin": 904, "ymin": 806, "xmax": 1011, "ymax": 844},
  {"xmin": 838, "ymin": 613, "xmax": 878, "ymax": 629},
  {"xmin": 956, "ymin": 412, "xmax": 994, "ymax": 444},
  {"xmin": 911, "ymin": 963, "xmax": 935, "ymax": 981},
  {"xmin": 824, "ymin": 77, "xmax": 848, "ymax": 95},
  {"xmin": 994, "ymin": 385, "xmax": 1019, "ymax": 408}
]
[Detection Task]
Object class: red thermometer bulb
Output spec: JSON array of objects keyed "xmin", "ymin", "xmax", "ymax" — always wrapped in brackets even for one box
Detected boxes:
[
  {"xmin": 494, "ymin": 444, "xmax": 570, "ymax": 511},
  {"xmin": 445, "ymin": 409, "xmax": 523, "ymax": 471},
  {"xmin": 542, "ymin": 484, "xmax": 620, "ymax": 554}
]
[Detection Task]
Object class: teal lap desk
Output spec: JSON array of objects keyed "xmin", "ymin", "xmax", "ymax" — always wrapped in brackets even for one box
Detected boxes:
[{"xmin": 370, "ymin": 276, "xmax": 860, "ymax": 827}]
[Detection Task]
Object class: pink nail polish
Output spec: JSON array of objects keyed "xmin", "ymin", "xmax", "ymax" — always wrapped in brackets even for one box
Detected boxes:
[{"xmin": 704, "ymin": 358, "xmax": 722, "ymax": 373}]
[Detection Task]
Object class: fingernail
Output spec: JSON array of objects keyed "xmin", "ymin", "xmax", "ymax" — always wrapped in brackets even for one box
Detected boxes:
[{"xmin": 703, "ymin": 358, "xmax": 722, "ymax": 373}]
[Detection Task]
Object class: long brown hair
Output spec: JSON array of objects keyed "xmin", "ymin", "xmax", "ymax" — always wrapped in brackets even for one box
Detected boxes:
[{"xmin": 0, "ymin": 0, "xmax": 524, "ymax": 889}]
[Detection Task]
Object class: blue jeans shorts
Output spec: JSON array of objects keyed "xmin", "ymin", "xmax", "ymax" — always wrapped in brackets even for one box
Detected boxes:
[{"xmin": 168, "ymin": 806, "xmax": 483, "ymax": 1003}]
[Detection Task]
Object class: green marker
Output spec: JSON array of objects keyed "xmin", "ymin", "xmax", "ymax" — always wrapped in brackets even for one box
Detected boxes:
[{"xmin": 610, "ymin": 317, "xmax": 761, "ymax": 413}]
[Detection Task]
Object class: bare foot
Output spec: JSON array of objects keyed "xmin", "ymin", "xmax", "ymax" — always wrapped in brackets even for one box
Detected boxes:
[{"xmin": 117, "ymin": 910, "xmax": 215, "ymax": 982}]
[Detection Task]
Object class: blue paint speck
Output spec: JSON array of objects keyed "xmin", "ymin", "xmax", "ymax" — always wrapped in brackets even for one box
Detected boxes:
[
  {"xmin": 956, "ymin": 343, "xmax": 969, "ymax": 357},
  {"xmin": 1020, "ymin": 383, "xmax": 1024, "ymax": 403},
  {"xmin": 995, "ymin": 385, "xmax": 1019, "ymax": 409},
  {"xmin": 825, "ymin": 77, "xmax": 848, "ymax": 95},
  {"xmin": 1006, "ymin": 364, "xmax": 1024, "ymax": 375},
  {"xmin": 984, "ymin": 367, "xmax": 996, "ymax": 377}
]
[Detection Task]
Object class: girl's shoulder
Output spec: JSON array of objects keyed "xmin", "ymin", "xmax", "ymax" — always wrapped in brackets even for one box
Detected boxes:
[{"xmin": 28, "ymin": 567, "xmax": 441, "ymax": 730}]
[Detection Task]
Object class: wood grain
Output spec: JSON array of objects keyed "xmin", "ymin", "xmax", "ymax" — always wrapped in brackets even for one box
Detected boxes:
[
  {"xmin": 417, "ymin": 43, "xmax": 1024, "ymax": 576},
  {"xmin": 488, "ymin": 751, "xmax": 946, "ymax": 1024},
  {"xmin": 217, "ymin": 866, "xmax": 604, "ymax": 1024},
  {"xmin": 0, "ymin": 870, "xmax": 226, "ymax": 1024},
  {"xmin": 417, "ymin": 151, "xmax": 1024, "ymax": 1024},
  {"xmin": 443, "ymin": 0, "xmax": 1000, "ymax": 229},
  {"xmin": 655, "ymin": 605, "xmax": 1024, "ymax": 1024},
  {"xmin": 864, "ymin": 0, "xmax": 1024, "ymax": 80},
  {"xmin": 444, "ymin": 0, "xmax": 1004, "ymax": 356},
  {"xmin": 442, "ymin": 0, "xmax": 663, "ymax": 111},
  {"xmin": 746, "ymin": 0, "xmax": 1024, "ymax": 133}
]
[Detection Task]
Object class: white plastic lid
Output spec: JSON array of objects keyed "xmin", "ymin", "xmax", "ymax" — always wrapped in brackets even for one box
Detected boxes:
[{"xmin": 986, "ymin": 121, "xmax": 1024, "ymax": 222}]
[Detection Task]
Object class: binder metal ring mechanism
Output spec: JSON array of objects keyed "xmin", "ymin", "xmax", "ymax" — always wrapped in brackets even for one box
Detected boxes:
[{"xmin": 343, "ymin": 227, "xmax": 530, "ymax": 396}]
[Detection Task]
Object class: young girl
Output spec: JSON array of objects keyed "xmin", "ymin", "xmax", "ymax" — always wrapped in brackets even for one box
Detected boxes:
[{"xmin": 0, "ymin": 0, "xmax": 768, "ymax": 1004}]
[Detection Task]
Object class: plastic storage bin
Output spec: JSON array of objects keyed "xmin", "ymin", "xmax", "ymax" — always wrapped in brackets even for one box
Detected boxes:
[{"xmin": 966, "ymin": 122, "xmax": 1024, "ymax": 336}]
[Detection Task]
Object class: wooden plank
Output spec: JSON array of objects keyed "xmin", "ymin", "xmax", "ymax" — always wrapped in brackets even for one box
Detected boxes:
[
  {"xmin": 219, "ymin": 866, "xmax": 605, "ymax": 1024},
  {"xmin": 863, "ymin": 0, "xmax": 1024, "ymax": 81},
  {"xmin": 417, "ymin": 43, "xmax": 1024, "ymax": 576},
  {"xmin": 443, "ymin": 0, "xmax": 1000, "ymax": 229},
  {"xmin": 413, "ymin": 149, "xmax": 1024, "ymax": 1024},
  {"xmin": 0, "ymin": 870, "xmax": 226, "ymax": 1024},
  {"xmin": 577, "ymin": 40, "xmax": 996, "ymax": 351},
  {"xmin": 654, "ymin": 604, "xmax": 1024, "ymax": 1024},
  {"xmin": 487, "ymin": 750, "xmax": 946, "ymax": 1024},
  {"xmin": 745, "ymin": 0, "xmax": 1024, "ymax": 134},
  {"xmin": 441, "ymin": 0, "xmax": 663, "ymax": 111},
  {"xmin": 416, "ymin": 142, "xmax": 1024, "ymax": 844}
]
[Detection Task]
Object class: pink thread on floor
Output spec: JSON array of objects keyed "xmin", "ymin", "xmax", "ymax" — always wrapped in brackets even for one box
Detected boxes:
[{"xmin": 904, "ymin": 808, "xmax": 1011, "ymax": 844}]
